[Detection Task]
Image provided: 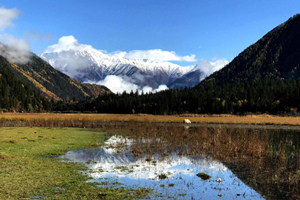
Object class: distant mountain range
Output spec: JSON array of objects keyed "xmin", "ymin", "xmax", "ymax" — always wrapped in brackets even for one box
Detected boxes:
[
  {"xmin": 197, "ymin": 14, "xmax": 300, "ymax": 88},
  {"xmin": 41, "ymin": 46, "xmax": 203, "ymax": 90},
  {"xmin": 0, "ymin": 44, "xmax": 109, "ymax": 101}
]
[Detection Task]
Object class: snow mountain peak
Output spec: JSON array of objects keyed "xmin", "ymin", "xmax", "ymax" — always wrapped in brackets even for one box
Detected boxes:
[
  {"xmin": 41, "ymin": 47, "xmax": 201, "ymax": 93},
  {"xmin": 41, "ymin": 36, "xmax": 227, "ymax": 93}
]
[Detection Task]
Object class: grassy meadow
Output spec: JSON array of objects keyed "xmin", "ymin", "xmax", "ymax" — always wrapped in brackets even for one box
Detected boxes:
[{"xmin": 0, "ymin": 127, "xmax": 150, "ymax": 199}]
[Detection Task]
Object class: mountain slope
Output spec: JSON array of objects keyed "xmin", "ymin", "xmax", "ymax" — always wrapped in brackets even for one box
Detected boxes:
[
  {"xmin": 0, "ymin": 44, "xmax": 110, "ymax": 101},
  {"xmin": 41, "ymin": 46, "xmax": 201, "ymax": 90},
  {"xmin": 0, "ymin": 55, "xmax": 51, "ymax": 112},
  {"xmin": 197, "ymin": 14, "xmax": 300, "ymax": 88}
]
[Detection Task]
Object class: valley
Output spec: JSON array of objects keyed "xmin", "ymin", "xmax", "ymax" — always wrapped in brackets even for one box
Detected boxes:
[{"xmin": 0, "ymin": 3, "xmax": 300, "ymax": 200}]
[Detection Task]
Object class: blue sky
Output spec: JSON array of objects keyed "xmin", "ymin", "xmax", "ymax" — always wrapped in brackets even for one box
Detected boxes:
[{"xmin": 1, "ymin": 0, "xmax": 299, "ymax": 64}]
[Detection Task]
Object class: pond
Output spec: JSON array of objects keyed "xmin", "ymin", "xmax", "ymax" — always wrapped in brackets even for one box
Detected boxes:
[{"xmin": 60, "ymin": 123, "xmax": 300, "ymax": 199}]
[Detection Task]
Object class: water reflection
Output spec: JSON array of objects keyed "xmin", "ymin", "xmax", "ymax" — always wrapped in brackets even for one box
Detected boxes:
[{"xmin": 61, "ymin": 135, "xmax": 265, "ymax": 199}]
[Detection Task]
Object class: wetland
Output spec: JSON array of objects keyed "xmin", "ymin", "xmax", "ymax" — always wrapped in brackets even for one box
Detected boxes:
[
  {"xmin": 0, "ymin": 120, "xmax": 299, "ymax": 199},
  {"xmin": 63, "ymin": 123, "xmax": 300, "ymax": 199}
]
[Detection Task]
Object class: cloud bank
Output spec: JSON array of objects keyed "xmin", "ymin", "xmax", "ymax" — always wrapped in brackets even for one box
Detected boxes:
[
  {"xmin": 110, "ymin": 49, "xmax": 196, "ymax": 62},
  {"xmin": 44, "ymin": 35, "xmax": 197, "ymax": 63},
  {"xmin": 43, "ymin": 35, "xmax": 94, "ymax": 53},
  {"xmin": 94, "ymin": 75, "xmax": 168, "ymax": 94},
  {"xmin": 0, "ymin": 7, "xmax": 31, "ymax": 64},
  {"xmin": 196, "ymin": 58, "xmax": 229, "ymax": 80},
  {"xmin": 0, "ymin": 34, "xmax": 31, "ymax": 64},
  {"xmin": 0, "ymin": 7, "xmax": 20, "ymax": 30}
]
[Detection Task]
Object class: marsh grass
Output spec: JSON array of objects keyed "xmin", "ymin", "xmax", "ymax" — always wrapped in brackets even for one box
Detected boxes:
[
  {"xmin": 0, "ymin": 127, "xmax": 150, "ymax": 199},
  {"xmin": 103, "ymin": 122, "xmax": 299, "ymax": 199},
  {"xmin": 2, "ymin": 113, "xmax": 300, "ymax": 126}
]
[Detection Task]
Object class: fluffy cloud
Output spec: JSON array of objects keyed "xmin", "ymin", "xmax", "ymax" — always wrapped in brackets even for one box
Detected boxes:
[
  {"xmin": 94, "ymin": 75, "xmax": 168, "ymax": 94},
  {"xmin": 0, "ymin": 7, "xmax": 20, "ymax": 30},
  {"xmin": 44, "ymin": 35, "xmax": 196, "ymax": 63},
  {"xmin": 0, "ymin": 7, "xmax": 31, "ymax": 64},
  {"xmin": 42, "ymin": 36, "xmax": 102, "ymax": 78},
  {"xmin": 0, "ymin": 34, "xmax": 31, "ymax": 64},
  {"xmin": 110, "ymin": 49, "xmax": 196, "ymax": 62},
  {"xmin": 196, "ymin": 58, "xmax": 229, "ymax": 80},
  {"xmin": 95, "ymin": 75, "xmax": 139, "ymax": 94},
  {"xmin": 43, "ymin": 35, "xmax": 93, "ymax": 53},
  {"xmin": 140, "ymin": 84, "xmax": 168, "ymax": 94}
]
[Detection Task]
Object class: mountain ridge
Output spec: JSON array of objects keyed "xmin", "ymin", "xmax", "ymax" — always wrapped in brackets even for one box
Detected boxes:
[{"xmin": 41, "ymin": 46, "xmax": 202, "ymax": 90}]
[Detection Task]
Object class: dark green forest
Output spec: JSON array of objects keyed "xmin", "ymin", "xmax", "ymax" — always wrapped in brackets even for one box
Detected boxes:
[{"xmin": 53, "ymin": 78, "xmax": 300, "ymax": 115}]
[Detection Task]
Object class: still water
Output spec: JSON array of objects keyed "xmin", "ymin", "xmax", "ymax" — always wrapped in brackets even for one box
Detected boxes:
[{"xmin": 60, "ymin": 123, "xmax": 300, "ymax": 199}]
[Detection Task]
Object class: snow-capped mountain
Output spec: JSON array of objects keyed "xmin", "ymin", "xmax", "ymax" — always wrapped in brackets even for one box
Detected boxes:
[
  {"xmin": 41, "ymin": 49, "xmax": 201, "ymax": 90},
  {"xmin": 40, "ymin": 36, "xmax": 202, "ymax": 92}
]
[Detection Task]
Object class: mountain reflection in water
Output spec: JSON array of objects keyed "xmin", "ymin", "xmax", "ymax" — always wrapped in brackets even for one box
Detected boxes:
[{"xmin": 60, "ymin": 135, "xmax": 265, "ymax": 199}]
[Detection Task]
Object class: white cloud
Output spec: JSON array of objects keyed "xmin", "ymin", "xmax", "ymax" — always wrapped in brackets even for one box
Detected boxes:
[
  {"xmin": 95, "ymin": 75, "xmax": 139, "ymax": 94},
  {"xmin": 43, "ymin": 35, "xmax": 93, "ymax": 53},
  {"xmin": 0, "ymin": 34, "xmax": 29, "ymax": 51},
  {"xmin": 42, "ymin": 36, "xmax": 98, "ymax": 77},
  {"xmin": 140, "ymin": 84, "xmax": 168, "ymax": 94},
  {"xmin": 110, "ymin": 49, "xmax": 196, "ymax": 62},
  {"xmin": 140, "ymin": 85, "xmax": 153, "ymax": 94},
  {"xmin": 44, "ymin": 36, "xmax": 196, "ymax": 63},
  {"xmin": 93, "ymin": 75, "xmax": 168, "ymax": 94},
  {"xmin": 0, "ymin": 7, "xmax": 20, "ymax": 30},
  {"xmin": 0, "ymin": 34, "xmax": 31, "ymax": 64},
  {"xmin": 196, "ymin": 58, "xmax": 229, "ymax": 80},
  {"xmin": 153, "ymin": 85, "xmax": 168, "ymax": 93},
  {"xmin": 0, "ymin": 7, "xmax": 31, "ymax": 64}
]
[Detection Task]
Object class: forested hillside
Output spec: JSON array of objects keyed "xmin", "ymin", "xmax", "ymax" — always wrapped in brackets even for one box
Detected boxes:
[
  {"xmin": 197, "ymin": 14, "xmax": 300, "ymax": 88},
  {"xmin": 0, "ymin": 55, "xmax": 51, "ymax": 112}
]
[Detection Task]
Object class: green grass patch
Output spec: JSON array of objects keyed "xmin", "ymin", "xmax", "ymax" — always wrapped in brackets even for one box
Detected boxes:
[{"xmin": 0, "ymin": 127, "xmax": 149, "ymax": 199}]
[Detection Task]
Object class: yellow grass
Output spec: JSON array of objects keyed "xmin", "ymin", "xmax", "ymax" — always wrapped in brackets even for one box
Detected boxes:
[{"xmin": 0, "ymin": 113, "xmax": 300, "ymax": 125}]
